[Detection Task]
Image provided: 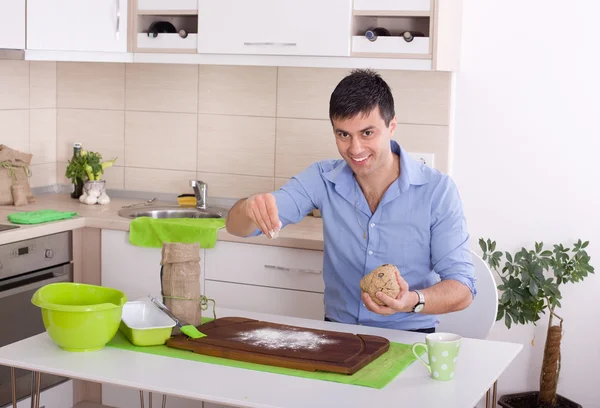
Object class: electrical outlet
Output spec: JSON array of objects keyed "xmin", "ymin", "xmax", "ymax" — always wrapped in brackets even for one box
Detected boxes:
[{"xmin": 408, "ymin": 152, "xmax": 435, "ymax": 168}]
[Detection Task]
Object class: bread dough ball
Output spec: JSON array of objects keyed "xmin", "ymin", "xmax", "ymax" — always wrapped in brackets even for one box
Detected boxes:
[{"xmin": 360, "ymin": 264, "xmax": 401, "ymax": 306}]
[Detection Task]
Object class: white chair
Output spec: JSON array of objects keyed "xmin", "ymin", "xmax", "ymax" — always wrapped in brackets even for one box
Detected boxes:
[
  {"xmin": 436, "ymin": 250, "xmax": 500, "ymax": 408},
  {"xmin": 436, "ymin": 250, "xmax": 498, "ymax": 340}
]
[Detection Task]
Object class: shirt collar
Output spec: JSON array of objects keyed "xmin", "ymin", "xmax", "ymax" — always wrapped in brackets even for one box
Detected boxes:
[{"xmin": 322, "ymin": 140, "xmax": 429, "ymax": 192}]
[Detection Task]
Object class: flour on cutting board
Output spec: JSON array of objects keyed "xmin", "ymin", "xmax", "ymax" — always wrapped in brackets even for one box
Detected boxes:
[{"xmin": 233, "ymin": 327, "xmax": 338, "ymax": 351}]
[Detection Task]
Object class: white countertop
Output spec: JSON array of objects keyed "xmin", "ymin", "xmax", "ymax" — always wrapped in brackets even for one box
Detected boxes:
[
  {"xmin": 0, "ymin": 307, "xmax": 522, "ymax": 408},
  {"xmin": 0, "ymin": 193, "xmax": 325, "ymax": 250}
]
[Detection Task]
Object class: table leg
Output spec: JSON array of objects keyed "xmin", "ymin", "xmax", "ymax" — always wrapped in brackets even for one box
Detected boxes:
[
  {"xmin": 140, "ymin": 390, "xmax": 145, "ymax": 408},
  {"xmin": 29, "ymin": 371, "xmax": 41, "ymax": 408},
  {"xmin": 492, "ymin": 380, "xmax": 498, "ymax": 408},
  {"xmin": 162, "ymin": 394, "xmax": 167, "ymax": 408},
  {"xmin": 11, "ymin": 367, "xmax": 17, "ymax": 408},
  {"xmin": 149, "ymin": 391, "xmax": 153, "ymax": 408},
  {"xmin": 485, "ymin": 389, "xmax": 491, "ymax": 408}
]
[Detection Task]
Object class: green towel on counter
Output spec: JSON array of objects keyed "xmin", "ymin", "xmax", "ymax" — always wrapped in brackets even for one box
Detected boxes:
[
  {"xmin": 7, "ymin": 209, "xmax": 78, "ymax": 224},
  {"xmin": 107, "ymin": 324, "xmax": 420, "ymax": 389},
  {"xmin": 129, "ymin": 217, "xmax": 226, "ymax": 248}
]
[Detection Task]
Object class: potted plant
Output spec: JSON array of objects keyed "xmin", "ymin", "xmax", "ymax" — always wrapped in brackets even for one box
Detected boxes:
[
  {"xmin": 479, "ymin": 238, "xmax": 594, "ymax": 408},
  {"xmin": 65, "ymin": 146, "xmax": 116, "ymax": 205}
]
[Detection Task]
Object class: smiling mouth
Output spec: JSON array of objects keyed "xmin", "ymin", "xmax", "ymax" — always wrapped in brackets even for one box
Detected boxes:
[{"xmin": 351, "ymin": 155, "xmax": 370, "ymax": 164}]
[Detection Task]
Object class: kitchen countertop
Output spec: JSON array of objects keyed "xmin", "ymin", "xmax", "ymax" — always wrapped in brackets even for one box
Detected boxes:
[{"xmin": 0, "ymin": 193, "xmax": 324, "ymax": 250}]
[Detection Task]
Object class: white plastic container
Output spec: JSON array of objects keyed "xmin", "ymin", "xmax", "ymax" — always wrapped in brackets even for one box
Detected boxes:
[{"xmin": 119, "ymin": 300, "xmax": 176, "ymax": 346}]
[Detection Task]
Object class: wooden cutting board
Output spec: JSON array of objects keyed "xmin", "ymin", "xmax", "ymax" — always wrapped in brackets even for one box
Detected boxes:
[{"xmin": 166, "ymin": 317, "xmax": 390, "ymax": 374}]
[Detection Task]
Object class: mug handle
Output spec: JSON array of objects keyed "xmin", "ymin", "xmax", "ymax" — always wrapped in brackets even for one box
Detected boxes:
[{"xmin": 412, "ymin": 342, "xmax": 431, "ymax": 374}]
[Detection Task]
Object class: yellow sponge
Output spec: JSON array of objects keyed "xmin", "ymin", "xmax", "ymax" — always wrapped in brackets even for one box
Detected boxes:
[{"xmin": 177, "ymin": 194, "xmax": 196, "ymax": 207}]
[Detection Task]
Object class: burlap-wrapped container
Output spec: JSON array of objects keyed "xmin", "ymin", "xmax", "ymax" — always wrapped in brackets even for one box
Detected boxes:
[
  {"xmin": 0, "ymin": 145, "xmax": 34, "ymax": 205},
  {"xmin": 160, "ymin": 242, "xmax": 202, "ymax": 332}
]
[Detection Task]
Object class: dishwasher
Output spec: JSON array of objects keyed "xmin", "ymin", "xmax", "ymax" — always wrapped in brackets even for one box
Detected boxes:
[{"xmin": 0, "ymin": 231, "xmax": 73, "ymax": 407}]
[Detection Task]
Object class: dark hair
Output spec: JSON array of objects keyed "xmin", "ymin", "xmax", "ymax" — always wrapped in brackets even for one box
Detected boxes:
[{"xmin": 329, "ymin": 68, "xmax": 395, "ymax": 127}]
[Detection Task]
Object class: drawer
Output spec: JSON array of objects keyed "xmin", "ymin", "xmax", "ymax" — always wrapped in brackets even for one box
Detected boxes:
[
  {"xmin": 205, "ymin": 280, "xmax": 325, "ymax": 320},
  {"xmin": 204, "ymin": 241, "xmax": 325, "ymax": 293}
]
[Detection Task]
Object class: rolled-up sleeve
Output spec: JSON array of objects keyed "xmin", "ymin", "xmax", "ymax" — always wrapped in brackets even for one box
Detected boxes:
[
  {"xmin": 430, "ymin": 176, "xmax": 477, "ymax": 298},
  {"xmin": 247, "ymin": 163, "xmax": 323, "ymax": 237}
]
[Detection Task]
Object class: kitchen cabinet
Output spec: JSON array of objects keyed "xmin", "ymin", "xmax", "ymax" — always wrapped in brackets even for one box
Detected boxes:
[
  {"xmin": 0, "ymin": 0, "xmax": 25, "ymax": 49},
  {"xmin": 26, "ymin": 0, "xmax": 128, "ymax": 53},
  {"xmin": 196, "ymin": 0, "xmax": 353, "ymax": 57}
]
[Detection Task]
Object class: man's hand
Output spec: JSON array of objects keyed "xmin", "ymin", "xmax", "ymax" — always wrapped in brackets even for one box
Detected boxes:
[
  {"xmin": 244, "ymin": 193, "xmax": 282, "ymax": 239},
  {"xmin": 362, "ymin": 272, "xmax": 417, "ymax": 315}
]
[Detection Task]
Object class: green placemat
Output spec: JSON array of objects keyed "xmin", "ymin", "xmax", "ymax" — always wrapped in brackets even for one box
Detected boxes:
[
  {"xmin": 129, "ymin": 217, "xmax": 226, "ymax": 248},
  {"xmin": 7, "ymin": 209, "xmax": 78, "ymax": 224},
  {"xmin": 107, "ymin": 330, "xmax": 419, "ymax": 389}
]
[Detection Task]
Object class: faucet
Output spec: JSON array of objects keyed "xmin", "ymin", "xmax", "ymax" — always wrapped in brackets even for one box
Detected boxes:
[{"xmin": 190, "ymin": 180, "xmax": 207, "ymax": 210}]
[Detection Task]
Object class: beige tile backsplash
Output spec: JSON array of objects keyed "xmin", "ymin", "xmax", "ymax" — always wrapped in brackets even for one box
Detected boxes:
[
  {"xmin": 57, "ymin": 62, "xmax": 125, "ymax": 110},
  {"xmin": 197, "ymin": 114, "xmax": 275, "ymax": 177},
  {"xmin": 125, "ymin": 111, "xmax": 197, "ymax": 171},
  {"xmin": 57, "ymin": 109, "xmax": 125, "ymax": 163},
  {"xmin": 198, "ymin": 65, "xmax": 277, "ymax": 117},
  {"xmin": 0, "ymin": 61, "xmax": 452, "ymax": 200}
]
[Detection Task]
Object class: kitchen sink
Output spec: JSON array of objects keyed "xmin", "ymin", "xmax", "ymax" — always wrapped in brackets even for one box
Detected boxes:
[{"xmin": 118, "ymin": 205, "xmax": 227, "ymax": 219}]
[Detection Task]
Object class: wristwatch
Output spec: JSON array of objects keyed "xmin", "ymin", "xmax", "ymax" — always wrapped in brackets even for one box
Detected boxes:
[{"xmin": 412, "ymin": 290, "xmax": 425, "ymax": 313}]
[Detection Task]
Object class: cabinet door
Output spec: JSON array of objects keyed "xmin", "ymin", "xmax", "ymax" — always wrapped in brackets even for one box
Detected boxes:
[
  {"xmin": 27, "ymin": 0, "xmax": 128, "ymax": 52},
  {"xmin": 197, "ymin": 0, "xmax": 352, "ymax": 56},
  {"xmin": 0, "ymin": 0, "xmax": 25, "ymax": 49}
]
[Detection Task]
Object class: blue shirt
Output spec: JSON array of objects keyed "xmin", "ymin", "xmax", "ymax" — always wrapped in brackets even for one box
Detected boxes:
[{"xmin": 250, "ymin": 140, "xmax": 476, "ymax": 331}]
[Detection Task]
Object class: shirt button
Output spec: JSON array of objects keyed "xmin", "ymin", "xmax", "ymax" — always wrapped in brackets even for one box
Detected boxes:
[
  {"xmin": 370, "ymin": 223, "xmax": 375, "ymax": 228},
  {"xmin": 368, "ymin": 250, "xmax": 373, "ymax": 255}
]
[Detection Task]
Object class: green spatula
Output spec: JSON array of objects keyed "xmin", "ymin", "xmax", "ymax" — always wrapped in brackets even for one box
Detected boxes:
[{"xmin": 148, "ymin": 295, "xmax": 206, "ymax": 339}]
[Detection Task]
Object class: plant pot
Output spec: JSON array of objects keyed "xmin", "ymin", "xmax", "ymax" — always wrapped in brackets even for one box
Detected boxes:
[
  {"xmin": 83, "ymin": 180, "xmax": 106, "ymax": 198},
  {"xmin": 70, "ymin": 179, "xmax": 84, "ymax": 199},
  {"xmin": 498, "ymin": 392, "xmax": 582, "ymax": 408}
]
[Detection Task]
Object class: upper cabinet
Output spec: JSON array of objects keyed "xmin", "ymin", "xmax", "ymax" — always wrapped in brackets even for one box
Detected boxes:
[
  {"xmin": 22, "ymin": 0, "xmax": 463, "ymax": 72},
  {"xmin": 27, "ymin": 0, "xmax": 128, "ymax": 53},
  {"xmin": 0, "ymin": 0, "xmax": 26, "ymax": 49},
  {"xmin": 196, "ymin": 0, "xmax": 353, "ymax": 57}
]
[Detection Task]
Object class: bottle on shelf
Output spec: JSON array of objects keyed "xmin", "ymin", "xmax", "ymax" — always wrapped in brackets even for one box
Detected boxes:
[
  {"xmin": 70, "ymin": 142, "xmax": 82, "ymax": 199},
  {"xmin": 399, "ymin": 31, "xmax": 425, "ymax": 43},
  {"xmin": 364, "ymin": 27, "xmax": 391, "ymax": 42},
  {"xmin": 147, "ymin": 21, "xmax": 177, "ymax": 38}
]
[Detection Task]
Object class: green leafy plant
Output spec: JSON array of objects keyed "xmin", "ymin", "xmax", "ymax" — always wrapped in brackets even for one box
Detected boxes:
[
  {"xmin": 479, "ymin": 238, "xmax": 594, "ymax": 407},
  {"xmin": 65, "ymin": 147, "xmax": 117, "ymax": 182}
]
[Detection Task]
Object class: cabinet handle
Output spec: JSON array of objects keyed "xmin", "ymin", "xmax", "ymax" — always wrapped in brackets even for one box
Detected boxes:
[
  {"xmin": 264, "ymin": 264, "xmax": 322, "ymax": 274},
  {"xmin": 243, "ymin": 42, "xmax": 297, "ymax": 47},
  {"xmin": 115, "ymin": 0, "xmax": 121, "ymax": 40}
]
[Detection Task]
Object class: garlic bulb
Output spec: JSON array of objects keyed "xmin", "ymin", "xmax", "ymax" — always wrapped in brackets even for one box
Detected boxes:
[
  {"xmin": 84, "ymin": 195, "xmax": 97, "ymax": 205},
  {"xmin": 79, "ymin": 193, "xmax": 87, "ymax": 203},
  {"xmin": 97, "ymin": 193, "xmax": 111, "ymax": 205}
]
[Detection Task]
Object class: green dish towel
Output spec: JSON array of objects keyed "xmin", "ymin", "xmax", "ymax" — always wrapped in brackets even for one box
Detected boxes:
[
  {"xmin": 7, "ymin": 209, "xmax": 78, "ymax": 225},
  {"xmin": 107, "ymin": 330, "xmax": 420, "ymax": 389},
  {"xmin": 129, "ymin": 217, "xmax": 226, "ymax": 248}
]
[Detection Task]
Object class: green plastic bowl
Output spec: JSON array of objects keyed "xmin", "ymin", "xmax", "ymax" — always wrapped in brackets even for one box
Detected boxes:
[{"xmin": 31, "ymin": 282, "xmax": 127, "ymax": 352}]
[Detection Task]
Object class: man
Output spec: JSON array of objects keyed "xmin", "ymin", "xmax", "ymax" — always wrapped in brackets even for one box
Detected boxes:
[{"xmin": 226, "ymin": 69, "xmax": 476, "ymax": 333}]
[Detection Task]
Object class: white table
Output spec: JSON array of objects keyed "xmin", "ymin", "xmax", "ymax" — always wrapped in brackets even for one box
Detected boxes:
[{"xmin": 0, "ymin": 308, "xmax": 522, "ymax": 408}]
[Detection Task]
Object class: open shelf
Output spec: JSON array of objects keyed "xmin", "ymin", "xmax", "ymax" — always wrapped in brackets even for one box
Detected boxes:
[
  {"xmin": 351, "ymin": 15, "xmax": 431, "ymax": 57},
  {"xmin": 134, "ymin": 14, "xmax": 198, "ymax": 53},
  {"xmin": 353, "ymin": 10, "xmax": 430, "ymax": 17}
]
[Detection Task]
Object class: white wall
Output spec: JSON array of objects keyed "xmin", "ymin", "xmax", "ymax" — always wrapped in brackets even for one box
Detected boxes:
[{"xmin": 453, "ymin": 1, "xmax": 600, "ymax": 407}]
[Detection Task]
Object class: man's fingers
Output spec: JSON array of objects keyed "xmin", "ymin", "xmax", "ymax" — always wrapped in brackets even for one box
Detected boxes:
[
  {"xmin": 251, "ymin": 206, "xmax": 271, "ymax": 238},
  {"xmin": 256, "ymin": 198, "xmax": 274, "ymax": 233},
  {"xmin": 363, "ymin": 292, "xmax": 395, "ymax": 316},
  {"xmin": 397, "ymin": 272, "xmax": 409, "ymax": 295},
  {"xmin": 265, "ymin": 194, "xmax": 281, "ymax": 234},
  {"xmin": 376, "ymin": 291, "xmax": 399, "ymax": 309}
]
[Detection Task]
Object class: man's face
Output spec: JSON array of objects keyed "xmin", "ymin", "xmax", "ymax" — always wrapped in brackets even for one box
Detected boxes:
[{"xmin": 332, "ymin": 107, "xmax": 397, "ymax": 178}]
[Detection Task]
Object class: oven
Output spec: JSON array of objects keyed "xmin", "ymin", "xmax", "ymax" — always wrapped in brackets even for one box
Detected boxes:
[{"xmin": 0, "ymin": 231, "xmax": 73, "ymax": 407}]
